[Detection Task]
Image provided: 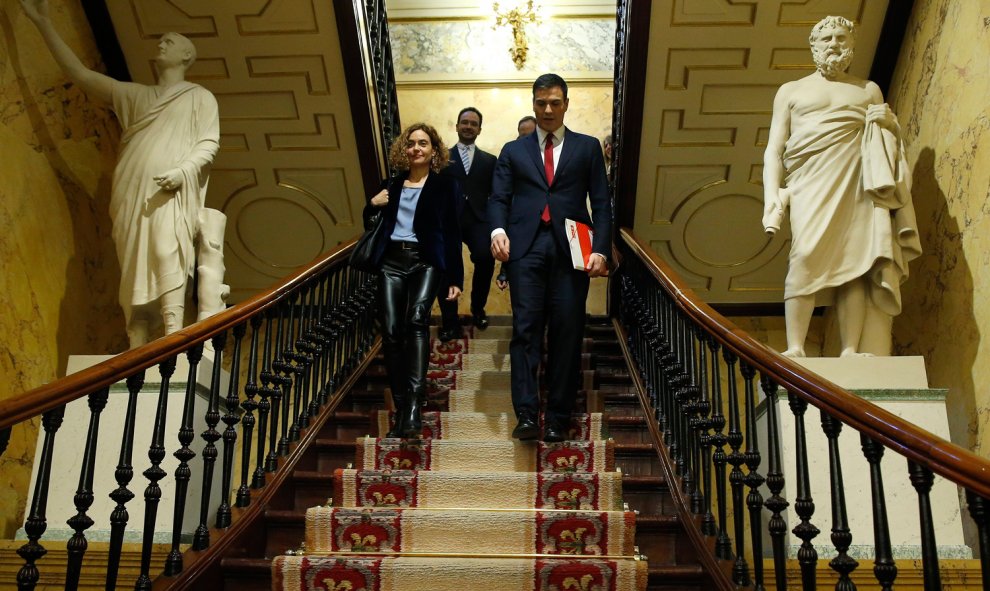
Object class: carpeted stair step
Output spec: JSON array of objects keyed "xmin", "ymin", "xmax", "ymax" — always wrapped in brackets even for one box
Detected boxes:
[
  {"xmin": 374, "ymin": 410, "xmax": 606, "ymax": 441},
  {"xmin": 429, "ymin": 325, "xmax": 514, "ymax": 340},
  {"xmin": 355, "ymin": 437, "xmax": 615, "ymax": 472},
  {"xmin": 428, "ymin": 352, "xmax": 510, "ymax": 371},
  {"xmin": 332, "ymin": 468, "xmax": 624, "ymax": 510},
  {"xmin": 303, "ymin": 506, "xmax": 638, "ymax": 555},
  {"xmin": 442, "ymin": 388, "xmax": 515, "ymax": 413},
  {"xmin": 425, "ymin": 368, "xmax": 511, "ymax": 391},
  {"xmin": 272, "ymin": 554, "xmax": 648, "ymax": 590}
]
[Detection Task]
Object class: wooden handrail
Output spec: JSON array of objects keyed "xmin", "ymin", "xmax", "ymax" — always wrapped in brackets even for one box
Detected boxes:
[
  {"xmin": 0, "ymin": 237, "xmax": 358, "ymax": 431},
  {"xmin": 620, "ymin": 226, "xmax": 990, "ymax": 499}
]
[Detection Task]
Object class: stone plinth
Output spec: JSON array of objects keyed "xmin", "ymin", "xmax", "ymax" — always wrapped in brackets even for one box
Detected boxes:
[
  {"xmin": 755, "ymin": 356, "xmax": 971, "ymax": 559},
  {"xmin": 19, "ymin": 353, "xmax": 230, "ymax": 544}
]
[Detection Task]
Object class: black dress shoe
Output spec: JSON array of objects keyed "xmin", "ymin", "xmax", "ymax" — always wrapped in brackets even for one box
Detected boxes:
[
  {"xmin": 542, "ymin": 420, "xmax": 568, "ymax": 443},
  {"xmin": 438, "ymin": 326, "xmax": 464, "ymax": 342},
  {"xmin": 472, "ymin": 311, "xmax": 489, "ymax": 330},
  {"xmin": 512, "ymin": 415, "xmax": 539, "ymax": 441}
]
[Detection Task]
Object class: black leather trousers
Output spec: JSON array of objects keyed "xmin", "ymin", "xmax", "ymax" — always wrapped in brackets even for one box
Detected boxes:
[{"xmin": 379, "ymin": 244, "xmax": 441, "ymax": 414}]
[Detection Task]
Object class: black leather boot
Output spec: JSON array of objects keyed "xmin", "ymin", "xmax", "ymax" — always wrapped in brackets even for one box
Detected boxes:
[
  {"xmin": 386, "ymin": 391, "xmax": 407, "ymax": 438},
  {"xmin": 401, "ymin": 392, "xmax": 423, "ymax": 439}
]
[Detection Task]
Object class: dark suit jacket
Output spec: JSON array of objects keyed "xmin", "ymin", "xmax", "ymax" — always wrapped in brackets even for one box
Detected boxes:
[
  {"xmin": 487, "ymin": 128, "xmax": 611, "ymax": 262},
  {"xmin": 444, "ymin": 145, "xmax": 497, "ymax": 223},
  {"xmin": 364, "ymin": 171, "xmax": 464, "ymax": 288}
]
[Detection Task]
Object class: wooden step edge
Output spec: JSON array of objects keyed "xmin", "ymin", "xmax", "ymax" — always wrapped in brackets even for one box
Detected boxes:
[
  {"xmin": 264, "ymin": 509, "xmax": 305, "ymax": 524},
  {"xmin": 647, "ymin": 564, "xmax": 705, "ymax": 582},
  {"xmin": 607, "ymin": 415, "xmax": 646, "ymax": 427},
  {"xmin": 330, "ymin": 410, "xmax": 374, "ymax": 422},
  {"xmin": 312, "ymin": 438, "xmax": 359, "ymax": 450},
  {"xmin": 634, "ymin": 513, "xmax": 681, "ymax": 530},
  {"xmin": 614, "ymin": 442, "xmax": 655, "ymax": 454},
  {"xmin": 621, "ymin": 475, "xmax": 667, "ymax": 489}
]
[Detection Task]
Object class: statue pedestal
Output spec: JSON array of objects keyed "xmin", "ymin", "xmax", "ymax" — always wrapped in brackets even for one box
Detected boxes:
[
  {"xmin": 755, "ymin": 356, "xmax": 971, "ymax": 559},
  {"xmin": 19, "ymin": 353, "xmax": 229, "ymax": 544}
]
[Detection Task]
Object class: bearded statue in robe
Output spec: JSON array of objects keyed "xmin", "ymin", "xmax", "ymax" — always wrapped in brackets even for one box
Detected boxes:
[{"xmin": 762, "ymin": 15, "xmax": 921, "ymax": 358}]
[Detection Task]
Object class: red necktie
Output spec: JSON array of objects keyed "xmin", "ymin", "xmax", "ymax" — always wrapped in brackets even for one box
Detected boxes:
[{"xmin": 541, "ymin": 133, "xmax": 555, "ymax": 223}]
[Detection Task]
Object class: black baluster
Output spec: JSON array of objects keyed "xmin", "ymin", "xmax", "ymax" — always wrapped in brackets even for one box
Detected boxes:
[
  {"xmin": 255, "ymin": 309, "xmax": 276, "ymax": 485},
  {"xmin": 65, "ymin": 388, "xmax": 110, "ymax": 590},
  {"xmin": 685, "ymin": 328, "xmax": 704, "ymax": 516},
  {"xmin": 274, "ymin": 301, "xmax": 293, "ymax": 459},
  {"xmin": 238, "ymin": 317, "xmax": 263, "ymax": 505},
  {"xmin": 820, "ymin": 413, "xmax": 858, "ymax": 589},
  {"xmin": 787, "ymin": 391, "xmax": 819, "ymax": 591},
  {"xmin": 164, "ymin": 343, "xmax": 204, "ymax": 576},
  {"xmin": 762, "ymin": 375, "xmax": 789, "ymax": 591},
  {"xmin": 695, "ymin": 333, "xmax": 715, "ymax": 532},
  {"xmin": 0, "ymin": 427, "xmax": 10, "ymax": 457},
  {"xmin": 106, "ymin": 371, "xmax": 144, "ymax": 591},
  {"xmin": 293, "ymin": 285, "xmax": 316, "ymax": 437},
  {"xmin": 266, "ymin": 304, "xmax": 287, "ymax": 471},
  {"xmin": 723, "ymin": 351, "xmax": 750, "ymax": 585},
  {"xmin": 908, "ymin": 461, "xmax": 941, "ymax": 590},
  {"xmin": 193, "ymin": 332, "xmax": 226, "ymax": 550},
  {"xmin": 16, "ymin": 406, "xmax": 65, "ymax": 591},
  {"xmin": 966, "ymin": 491, "xmax": 990, "ymax": 591},
  {"xmin": 287, "ymin": 291, "xmax": 305, "ymax": 442},
  {"xmin": 307, "ymin": 276, "xmax": 327, "ymax": 417},
  {"xmin": 862, "ymin": 435, "xmax": 896, "ymax": 590},
  {"xmin": 742, "ymin": 362, "xmax": 766, "ymax": 590},
  {"xmin": 708, "ymin": 339, "xmax": 731, "ymax": 559},
  {"xmin": 134, "ymin": 355, "xmax": 176, "ymax": 591},
  {"xmin": 218, "ymin": 324, "xmax": 246, "ymax": 526}
]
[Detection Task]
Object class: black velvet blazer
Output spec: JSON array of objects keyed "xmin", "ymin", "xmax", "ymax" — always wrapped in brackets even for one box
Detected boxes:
[{"xmin": 364, "ymin": 171, "xmax": 464, "ymax": 289}]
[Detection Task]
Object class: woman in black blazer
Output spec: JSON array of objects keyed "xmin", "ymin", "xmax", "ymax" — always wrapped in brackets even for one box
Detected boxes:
[{"xmin": 365, "ymin": 123, "xmax": 463, "ymax": 438}]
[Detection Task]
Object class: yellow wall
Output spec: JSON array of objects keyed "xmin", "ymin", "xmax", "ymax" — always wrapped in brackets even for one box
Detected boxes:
[
  {"xmin": 0, "ymin": 1, "xmax": 126, "ymax": 536},
  {"xmin": 887, "ymin": 1, "xmax": 990, "ymax": 455}
]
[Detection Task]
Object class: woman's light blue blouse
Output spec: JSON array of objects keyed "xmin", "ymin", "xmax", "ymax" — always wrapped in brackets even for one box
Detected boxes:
[{"xmin": 390, "ymin": 185, "xmax": 423, "ymax": 242}]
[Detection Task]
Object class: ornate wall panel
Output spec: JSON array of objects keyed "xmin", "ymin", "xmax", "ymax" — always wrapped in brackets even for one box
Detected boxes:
[
  {"xmin": 103, "ymin": 0, "xmax": 367, "ymax": 302},
  {"xmin": 634, "ymin": 0, "xmax": 890, "ymax": 303}
]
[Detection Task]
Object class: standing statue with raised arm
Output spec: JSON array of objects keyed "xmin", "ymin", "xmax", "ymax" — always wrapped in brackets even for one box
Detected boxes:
[
  {"xmin": 763, "ymin": 15, "xmax": 921, "ymax": 357},
  {"xmin": 21, "ymin": 0, "xmax": 223, "ymax": 348}
]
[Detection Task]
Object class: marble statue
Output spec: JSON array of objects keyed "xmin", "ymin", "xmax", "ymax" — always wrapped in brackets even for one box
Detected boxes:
[
  {"xmin": 763, "ymin": 15, "xmax": 922, "ymax": 358},
  {"xmin": 21, "ymin": 0, "xmax": 226, "ymax": 348}
]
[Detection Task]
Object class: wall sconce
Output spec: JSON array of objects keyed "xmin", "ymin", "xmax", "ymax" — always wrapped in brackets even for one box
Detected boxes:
[{"xmin": 493, "ymin": 1, "xmax": 541, "ymax": 70}]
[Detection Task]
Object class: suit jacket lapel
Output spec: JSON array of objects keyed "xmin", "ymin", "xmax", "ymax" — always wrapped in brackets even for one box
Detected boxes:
[
  {"xmin": 554, "ymin": 127, "xmax": 575, "ymax": 184},
  {"xmin": 449, "ymin": 148, "xmax": 466, "ymax": 180},
  {"xmin": 525, "ymin": 133, "xmax": 549, "ymax": 187}
]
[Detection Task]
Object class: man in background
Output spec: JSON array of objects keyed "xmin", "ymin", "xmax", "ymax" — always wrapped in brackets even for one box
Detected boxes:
[{"xmin": 437, "ymin": 107, "xmax": 497, "ymax": 340}]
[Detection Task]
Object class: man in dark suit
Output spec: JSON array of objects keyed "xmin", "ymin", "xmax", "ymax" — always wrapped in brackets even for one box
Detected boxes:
[
  {"xmin": 488, "ymin": 74, "xmax": 612, "ymax": 442},
  {"xmin": 437, "ymin": 107, "xmax": 498, "ymax": 341}
]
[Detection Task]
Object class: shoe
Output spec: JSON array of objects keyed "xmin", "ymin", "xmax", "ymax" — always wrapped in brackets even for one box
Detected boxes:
[
  {"xmin": 438, "ymin": 326, "xmax": 463, "ymax": 342},
  {"xmin": 471, "ymin": 310, "xmax": 489, "ymax": 330},
  {"xmin": 512, "ymin": 414, "xmax": 539, "ymax": 441},
  {"xmin": 542, "ymin": 420, "xmax": 568, "ymax": 443}
]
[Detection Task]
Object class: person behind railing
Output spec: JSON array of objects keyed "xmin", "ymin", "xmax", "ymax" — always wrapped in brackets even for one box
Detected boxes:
[{"xmin": 365, "ymin": 123, "xmax": 463, "ymax": 438}]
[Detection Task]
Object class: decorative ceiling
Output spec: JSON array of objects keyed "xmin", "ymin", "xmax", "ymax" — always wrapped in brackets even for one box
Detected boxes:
[{"xmin": 102, "ymin": 0, "xmax": 368, "ymax": 303}]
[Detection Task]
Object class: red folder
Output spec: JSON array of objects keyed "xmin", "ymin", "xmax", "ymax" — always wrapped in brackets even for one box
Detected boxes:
[{"xmin": 565, "ymin": 218, "xmax": 594, "ymax": 270}]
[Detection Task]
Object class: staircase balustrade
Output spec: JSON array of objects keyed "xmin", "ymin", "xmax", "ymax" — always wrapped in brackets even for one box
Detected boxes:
[
  {"xmin": 614, "ymin": 227, "xmax": 990, "ymax": 590},
  {"xmin": 0, "ymin": 244, "xmax": 380, "ymax": 590}
]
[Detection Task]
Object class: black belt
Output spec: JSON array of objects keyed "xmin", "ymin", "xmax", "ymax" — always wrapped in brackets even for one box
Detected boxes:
[{"xmin": 389, "ymin": 240, "xmax": 419, "ymax": 250}]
